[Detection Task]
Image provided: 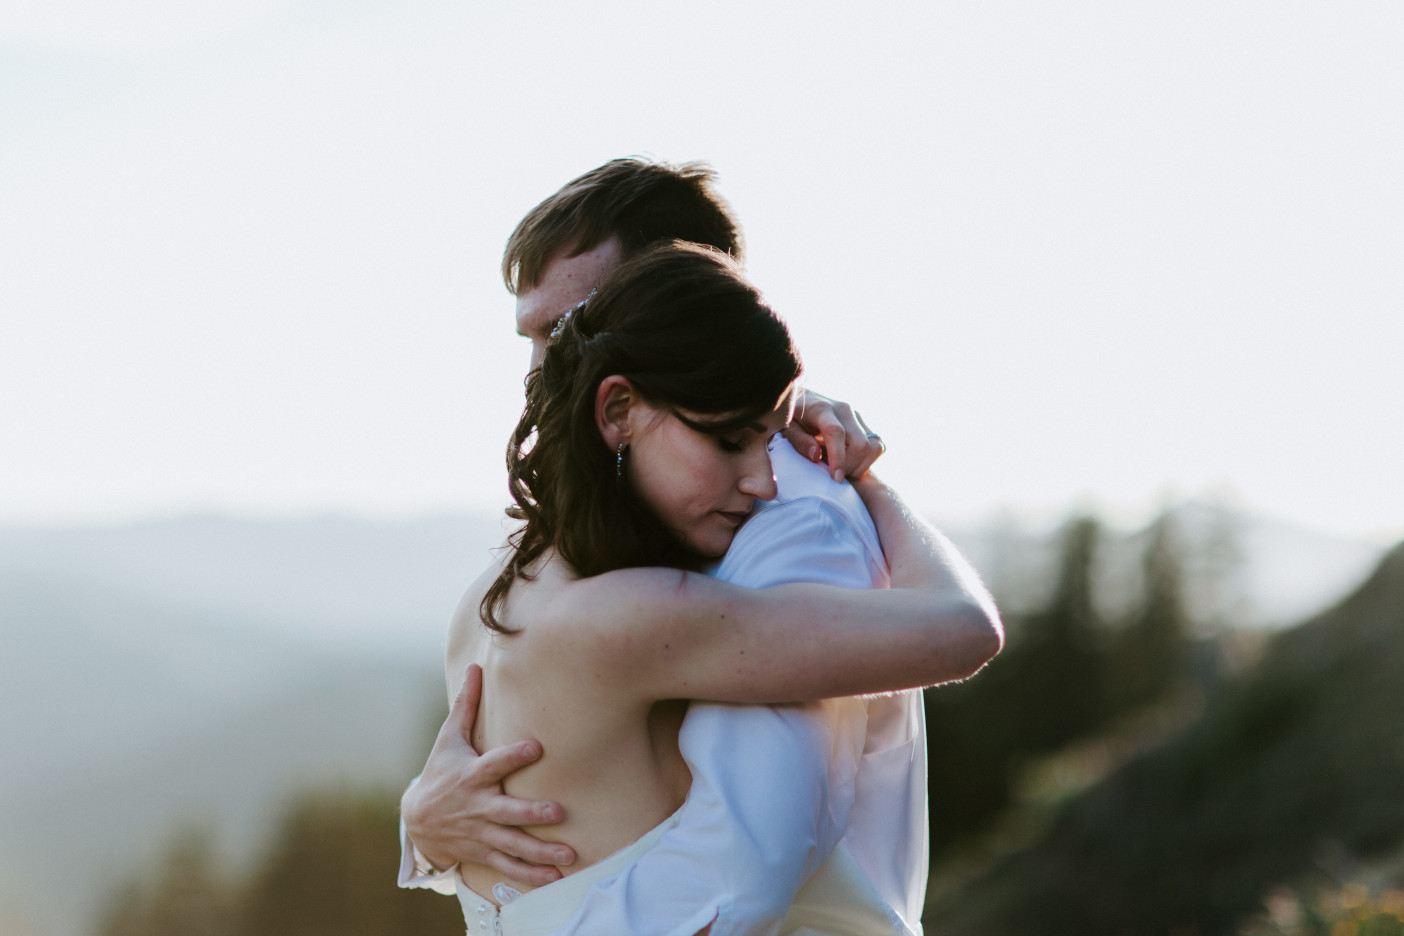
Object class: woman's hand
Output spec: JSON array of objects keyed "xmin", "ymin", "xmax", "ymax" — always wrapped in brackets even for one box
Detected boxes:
[{"xmin": 783, "ymin": 388, "xmax": 885, "ymax": 482}]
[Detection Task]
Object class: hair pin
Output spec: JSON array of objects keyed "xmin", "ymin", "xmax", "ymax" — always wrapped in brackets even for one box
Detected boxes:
[{"xmin": 549, "ymin": 289, "xmax": 597, "ymax": 340}]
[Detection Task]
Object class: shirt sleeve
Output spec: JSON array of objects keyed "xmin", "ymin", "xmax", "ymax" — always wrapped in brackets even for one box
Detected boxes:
[
  {"xmin": 396, "ymin": 775, "xmax": 458, "ymax": 896},
  {"xmin": 715, "ymin": 497, "xmax": 886, "ymax": 592},
  {"xmin": 548, "ymin": 498, "xmax": 882, "ymax": 936}
]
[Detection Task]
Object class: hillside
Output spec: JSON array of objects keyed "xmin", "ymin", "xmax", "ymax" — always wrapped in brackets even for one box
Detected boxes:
[{"xmin": 924, "ymin": 541, "xmax": 1404, "ymax": 935}]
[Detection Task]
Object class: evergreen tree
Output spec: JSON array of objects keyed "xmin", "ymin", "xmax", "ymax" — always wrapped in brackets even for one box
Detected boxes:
[
  {"xmin": 925, "ymin": 515, "xmax": 1112, "ymax": 854},
  {"xmin": 1012, "ymin": 514, "xmax": 1108, "ymax": 751},
  {"xmin": 1109, "ymin": 512, "xmax": 1191, "ymax": 712}
]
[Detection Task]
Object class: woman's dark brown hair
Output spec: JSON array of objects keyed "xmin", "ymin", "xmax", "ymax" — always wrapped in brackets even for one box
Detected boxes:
[{"xmin": 481, "ymin": 241, "xmax": 801, "ymax": 632}]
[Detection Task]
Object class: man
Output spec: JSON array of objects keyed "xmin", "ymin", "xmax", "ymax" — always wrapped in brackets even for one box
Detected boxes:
[{"xmin": 401, "ymin": 158, "xmax": 972, "ymax": 934}]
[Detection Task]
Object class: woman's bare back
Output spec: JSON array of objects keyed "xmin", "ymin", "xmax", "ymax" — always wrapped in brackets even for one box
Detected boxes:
[{"xmin": 447, "ymin": 551, "xmax": 692, "ymax": 901}]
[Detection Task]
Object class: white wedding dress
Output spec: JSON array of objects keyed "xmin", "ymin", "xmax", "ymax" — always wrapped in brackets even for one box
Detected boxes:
[{"xmin": 456, "ymin": 811, "xmax": 681, "ymax": 936}]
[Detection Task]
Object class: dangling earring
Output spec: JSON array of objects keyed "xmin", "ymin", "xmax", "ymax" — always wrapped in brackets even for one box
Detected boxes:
[{"xmin": 616, "ymin": 441, "xmax": 626, "ymax": 483}]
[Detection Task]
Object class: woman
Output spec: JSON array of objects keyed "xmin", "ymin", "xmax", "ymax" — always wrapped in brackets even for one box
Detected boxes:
[{"xmin": 446, "ymin": 241, "xmax": 1000, "ymax": 932}]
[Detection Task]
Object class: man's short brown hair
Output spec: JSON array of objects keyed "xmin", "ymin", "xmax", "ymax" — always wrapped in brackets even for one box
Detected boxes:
[{"xmin": 502, "ymin": 158, "xmax": 744, "ymax": 295}]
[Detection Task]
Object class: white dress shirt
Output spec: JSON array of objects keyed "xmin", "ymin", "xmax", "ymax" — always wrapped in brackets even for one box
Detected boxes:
[{"xmin": 401, "ymin": 439, "xmax": 928, "ymax": 935}]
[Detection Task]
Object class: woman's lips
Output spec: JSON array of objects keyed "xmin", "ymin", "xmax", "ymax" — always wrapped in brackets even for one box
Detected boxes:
[{"xmin": 717, "ymin": 509, "xmax": 751, "ymax": 526}]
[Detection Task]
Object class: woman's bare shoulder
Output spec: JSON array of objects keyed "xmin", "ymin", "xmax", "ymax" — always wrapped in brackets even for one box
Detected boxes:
[
  {"xmin": 531, "ymin": 566, "xmax": 761, "ymax": 682},
  {"xmin": 549, "ymin": 565, "xmax": 739, "ymax": 628}
]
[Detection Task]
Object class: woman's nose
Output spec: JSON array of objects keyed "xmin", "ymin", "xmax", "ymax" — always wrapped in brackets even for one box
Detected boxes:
[{"xmin": 738, "ymin": 446, "xmax": 778, "ymax": 501}]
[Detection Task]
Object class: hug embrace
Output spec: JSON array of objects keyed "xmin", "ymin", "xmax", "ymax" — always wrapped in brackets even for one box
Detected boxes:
[{"xmin": 399, "ymin": 159, "xmax": 1003, "ymax": 936}]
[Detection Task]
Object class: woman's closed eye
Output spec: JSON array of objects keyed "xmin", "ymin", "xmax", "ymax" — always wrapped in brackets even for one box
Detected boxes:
[{"xmin": 717, "ymin": 436, "xmax": 746, "ymax": 453}]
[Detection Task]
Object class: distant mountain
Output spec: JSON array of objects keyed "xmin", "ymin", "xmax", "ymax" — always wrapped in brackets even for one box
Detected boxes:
[
  {"xmin": 0, "ymin": 512, "xmax": 510, "ymax": 659},
  {"xmin": 924, "ymin": 540, "xmax": 1404, "ymax": 935},
  {"xmin": 2, "ymin": 575, "xmax": 345, "ymax": 790}
]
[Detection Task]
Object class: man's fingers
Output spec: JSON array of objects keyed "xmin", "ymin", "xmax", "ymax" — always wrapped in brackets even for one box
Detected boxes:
[
  {"xmin": 481, "ymin": 826, "xmax": 576, "ymax": 885},
  {"xmin": 473, "ymin": 738, "xmax": 545, "ymax": 784},
  {"xmin": 484, "ymin": 850, "xmax": 567, "ymax": 888},
  {"xmin": 486, "ymin": 825, "xmax": 577, "ymax": 868},
  {"xmin": 485, "ymin": 794, "xmax": 567, "ymax": 828}
]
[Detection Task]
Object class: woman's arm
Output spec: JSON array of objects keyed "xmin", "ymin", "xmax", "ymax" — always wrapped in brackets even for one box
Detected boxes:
[
  {"xmin": 851, "ymin": 473, "xmax": 997, "ymax": 617},
  {"xmin": 557, "ymin": 475, "xmax": 1002, "ymax": 705}
]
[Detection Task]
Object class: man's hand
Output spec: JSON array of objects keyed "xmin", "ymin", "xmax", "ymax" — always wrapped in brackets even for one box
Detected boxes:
[
  {"xmin": 401, "ymin": 663, "xmax": 577, "ymax": 886},
  {"xmin": 784, "ymin": 388, "xmax": 886, "ymax": 482}
]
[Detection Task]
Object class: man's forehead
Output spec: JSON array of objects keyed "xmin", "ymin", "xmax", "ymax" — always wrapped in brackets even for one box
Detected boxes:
[
  {"xmin": 515, "ymin": 287, "xmax": 583, "ymax": 337},
  {"xmin": 514, "ymin": 237, "xmax": 623, "ymax": 336}
]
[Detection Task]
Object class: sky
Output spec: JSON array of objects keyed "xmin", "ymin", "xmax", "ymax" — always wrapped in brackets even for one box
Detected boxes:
[{"xmin": 2, "ymin": 0, "xmax": 1401, "ymax": 543}]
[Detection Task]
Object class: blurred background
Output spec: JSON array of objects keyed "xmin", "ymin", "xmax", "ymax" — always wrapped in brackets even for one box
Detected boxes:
[{"xmin": 2, "ymin": 1, "xmax": 1401, "ymax": 934}]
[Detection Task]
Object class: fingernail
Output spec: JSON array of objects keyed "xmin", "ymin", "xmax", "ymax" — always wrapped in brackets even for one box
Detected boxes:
[
  {"xmin": 556, "ymin": 849, "xmax": 574, "ymax": 864},
  {"xmin": 832, "ymin": 469, "xmax": 844, "ymax": 483}
]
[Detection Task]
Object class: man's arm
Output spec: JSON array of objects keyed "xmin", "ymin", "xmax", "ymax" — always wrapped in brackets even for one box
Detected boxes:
[
  {"xmin": 548, "ymin": 494, "xmax": 882, "ymax": 936},
  {"xmin": 399, "ymin": 663, "xmax": 577, "ymax": 890}
]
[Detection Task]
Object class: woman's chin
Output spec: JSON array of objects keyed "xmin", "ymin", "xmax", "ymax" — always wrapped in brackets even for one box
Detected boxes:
[{"xmin": 684, "ymin": 531, "xmax": 735, "ymax": 561}]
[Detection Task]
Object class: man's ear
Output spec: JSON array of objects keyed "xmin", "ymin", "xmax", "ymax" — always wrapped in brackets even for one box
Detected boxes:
[{"xmin": 594, "ymin": 375, "xmax": 634, "ymax": 451}]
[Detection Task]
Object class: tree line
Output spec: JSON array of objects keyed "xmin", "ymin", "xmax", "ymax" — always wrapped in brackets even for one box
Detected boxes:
[
  {"xmin": 99, "ymin": 794, "xmax": 462, "ymax": 936},
  {"xmin": 924, "ymin": 511, "xmax": 1214, "ymax": 856}
]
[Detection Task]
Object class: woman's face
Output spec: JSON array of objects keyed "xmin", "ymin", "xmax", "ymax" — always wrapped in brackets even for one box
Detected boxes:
[{"xmin": 626, "ymin": 394, "xmax": 793, "ymax": 558}]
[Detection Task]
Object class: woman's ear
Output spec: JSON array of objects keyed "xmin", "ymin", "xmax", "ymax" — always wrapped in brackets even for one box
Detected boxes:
[{"xmin": 594, "ymin": 375, "xmax": 634, "ymax": 450}]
